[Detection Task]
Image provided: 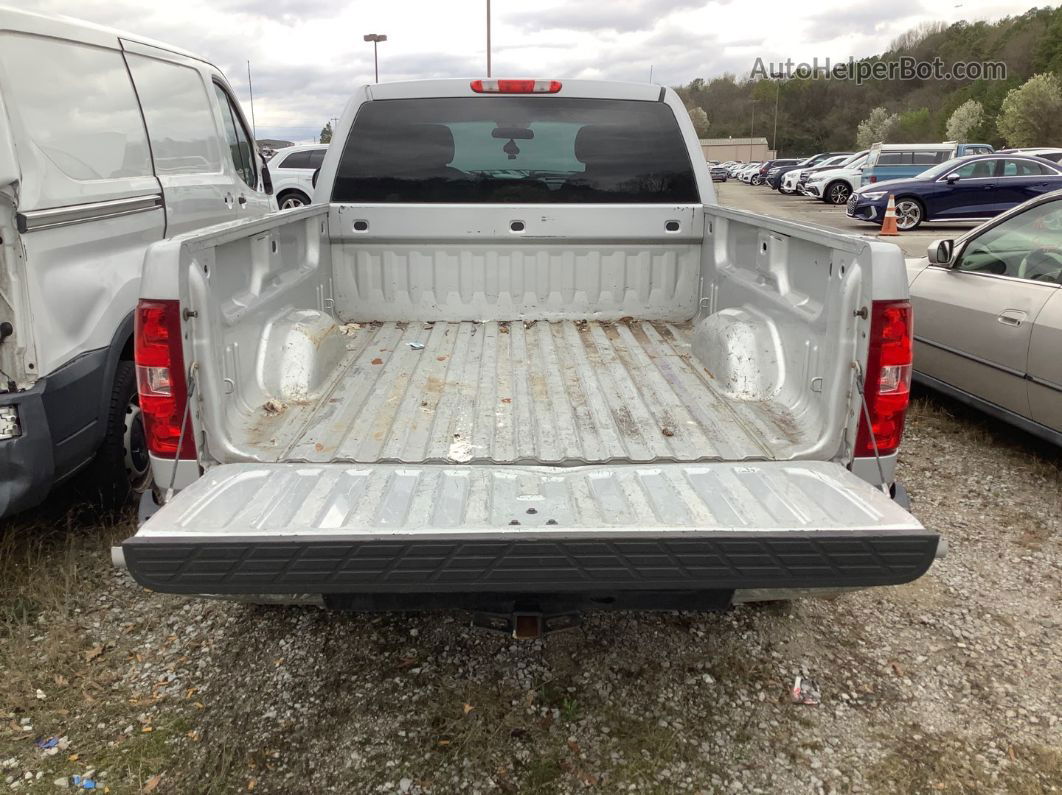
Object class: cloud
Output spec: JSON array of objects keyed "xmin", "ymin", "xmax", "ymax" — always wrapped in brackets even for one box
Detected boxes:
[
  {"xmin": 16, "ymin": 0, "xmax": 1036, "ymax": 142},
  {"xmin": 509, "ymin": 0, "xmax": 708, "ymax": 33},
  {"xmin": 801, "ymin": 0, "xmax": 927, "ymax": 42}
]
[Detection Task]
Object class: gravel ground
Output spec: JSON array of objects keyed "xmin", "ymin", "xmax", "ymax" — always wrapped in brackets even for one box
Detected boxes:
[{"xmin": 1, "ymin": 393, "xmax": 1060, "ymax": 794}]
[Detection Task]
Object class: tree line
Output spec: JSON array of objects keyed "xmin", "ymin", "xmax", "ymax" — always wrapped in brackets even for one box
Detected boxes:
[{"xmin": 677, "ymin": 6, "xmax": 1062, "ymax": 156}]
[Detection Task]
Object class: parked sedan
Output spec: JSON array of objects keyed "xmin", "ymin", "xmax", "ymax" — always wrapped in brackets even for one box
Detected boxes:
[
  {"xmin": 907, "ymin": 189, "xmax": 1062, "ymax": 444},
  {"xmin": 710, "ymin": 164, "xmax": 729, "ymax": 182},
  {"xmin": 846, "ymin": 154, "xmax": 1062, "ymax": 230},
  {"xmin": 762, "ymin": 158, "xmax": 803, "ymax": 186}
]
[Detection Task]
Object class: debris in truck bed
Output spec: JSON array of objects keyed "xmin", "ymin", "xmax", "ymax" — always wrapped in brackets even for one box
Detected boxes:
[
  {"xmin": 661, "ymin": 425, "xmax": 675, "ymax": 437},
  {"xmin": 407, "ymin": 341, "xmax": 425, "ymax": 350},
  {"xmin": 262, "ymin": 399, "xmax": 287, "ymax": 415},
  {"xmin": 338, "ymin": 322, "xmax": 362, "ymax": 335}
]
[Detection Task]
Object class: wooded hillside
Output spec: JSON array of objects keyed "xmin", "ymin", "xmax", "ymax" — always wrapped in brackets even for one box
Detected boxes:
[{"xmin": 677, "ymin": 6, "xmax": 1062, "ymax": 156}]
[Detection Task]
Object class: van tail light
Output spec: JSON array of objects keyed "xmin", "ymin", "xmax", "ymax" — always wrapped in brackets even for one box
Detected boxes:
[
  {"xmin": 470, "ymin": 79, "xmax": 562, "ymax": 94},
  {"xmin": 869, "ymin": 175, "xmax": 878, "ymax": 183},
  {"xmin": 135, "ymin": 299, "xmax": 195, "ymax": 459},
  {"xmin": 855, "ymin": 300, "xmax": 913, "ymax": 458}
]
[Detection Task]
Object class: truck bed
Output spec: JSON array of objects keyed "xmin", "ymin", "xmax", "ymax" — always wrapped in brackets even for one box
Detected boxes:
[{"xmin": 246, "ymin": 319, "xmax": 808, "ymax": 465}]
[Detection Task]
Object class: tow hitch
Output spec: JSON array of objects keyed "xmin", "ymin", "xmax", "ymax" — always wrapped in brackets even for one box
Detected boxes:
[{"xmin": 472, "ymin": 609, "xmax": 581, "ymax": 639}]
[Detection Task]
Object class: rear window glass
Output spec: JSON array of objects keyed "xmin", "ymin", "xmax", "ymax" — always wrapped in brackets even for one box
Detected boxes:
[
  {"xmin": 875, "ymin": 150, "xmax": 951, "ymax": 166},
  {"xmin": 126, "ymin": 54, "xmax": 223, "ymax": 175},
  {"xmin": 332, "ymin": 97, "xmax": 699, "ymax": 203},
  {"xmin": 279, "ymin": 150, "xmax": 312, "ymax": 169}
]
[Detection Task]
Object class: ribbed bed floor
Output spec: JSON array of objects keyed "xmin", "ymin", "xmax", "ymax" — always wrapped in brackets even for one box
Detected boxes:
[{"xmin": 258, "ymin": 320, "xmax": 804, "ymax": 464}]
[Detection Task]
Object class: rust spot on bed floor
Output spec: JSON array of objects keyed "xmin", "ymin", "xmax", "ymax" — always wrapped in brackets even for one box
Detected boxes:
[{"xmin": 371, "ymin": 357, "xmax": 383, "ymax": 365}]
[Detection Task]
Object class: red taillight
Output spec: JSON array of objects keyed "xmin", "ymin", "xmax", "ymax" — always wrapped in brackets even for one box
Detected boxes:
[
  {"xmin": 855, "ymin": 300, "xmax": 913, "ymax": 458},
  {"xmin": 470, "ymin": 79, "xmax": 562, "ymax": 94},
  {"xmin": 869, "ymin": 175, "xmax": 878, "ymax": 183},
  {"xmin": 135, "ymin": 299, "xmax": 195, "ymax": 459}
]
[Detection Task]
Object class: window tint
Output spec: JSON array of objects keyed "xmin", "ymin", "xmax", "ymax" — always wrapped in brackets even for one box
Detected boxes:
[
  {"xmin": 877, "ymin": 150, "xmax": 950, "ymax": 166},
  {"xmin": 0, "ymin": 33, "xmax": 151, "ymax": 183},
  {"xmin": 1002, "ymin": 159, "xmax": 1051, "ymax": 177},
  {"xmin": 332, "ymin": 97, "xmax": 699, "ymax": 204},
  {"xmin": 951, "ymin": 160, "xmax": 997, "ymax": 179},
  {"xmin": 279, "ymin": 151, "xmax": 312, "ymax": 169},
  {"xmin": 956, "ymin": 200, "xmax": 1062, "ymax": 283},
  {"xmin": 127, "ymin": 54, "xmax": 223, "ymax": 175},
  {"xmin": 913, "ymin": 150, "xmax": 949, "ymax": 165},
  {"xmin": 212, "ymin": 85, "xmax": 257, "ymax": 188},
  {"xmin": 308, "ymin": 148, "xmax": 327, "ymax": 169}
]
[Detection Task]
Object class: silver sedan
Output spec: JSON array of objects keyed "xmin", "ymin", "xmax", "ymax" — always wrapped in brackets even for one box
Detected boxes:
[{"xmin": 907, "ymin": 189, "xmax": 1062, "ymax": 444}]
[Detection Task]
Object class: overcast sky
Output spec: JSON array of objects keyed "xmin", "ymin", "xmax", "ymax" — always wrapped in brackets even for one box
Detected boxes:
[{"xmin": 22, "ymin": 0, "xmax": 1047, "ymax": 143}]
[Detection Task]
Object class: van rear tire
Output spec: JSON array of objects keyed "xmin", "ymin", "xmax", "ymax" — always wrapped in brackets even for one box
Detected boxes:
[{"xmin": 75, "ymin": 361, "xmax": 152, "ymax": 510}]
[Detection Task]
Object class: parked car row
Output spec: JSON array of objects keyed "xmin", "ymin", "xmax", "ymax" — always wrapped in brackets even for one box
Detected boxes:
[{"xmin": 729, "ymin": 140, "xmax": 1062, "ymax": 231}]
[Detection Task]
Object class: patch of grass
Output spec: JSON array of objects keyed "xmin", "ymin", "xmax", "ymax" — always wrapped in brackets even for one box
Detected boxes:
[
  {"xmin": 867, "ymin": 725, "xmax": 996, "ymax": 794},
  {"xmin": 559, "ymin": 697, "xmax": 580, "ymax": 723},
  {"xmin": 521, "ymin": 752, "xmax": 566, "ymax": 790},
  {"xmin": 1003, "ymin": 742, "xmax": 1062, "ymax": 794}
]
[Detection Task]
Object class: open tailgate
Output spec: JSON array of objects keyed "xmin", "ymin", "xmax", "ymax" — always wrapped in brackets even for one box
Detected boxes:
[{"xmin": 120, "ymin": 461, "xmax": 937, "ymax": 596}]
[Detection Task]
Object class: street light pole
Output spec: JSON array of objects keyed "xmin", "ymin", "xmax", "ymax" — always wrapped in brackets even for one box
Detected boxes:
[
  {"xmin": 486, "ymin": 0, "xmax": 492, "ymax": 77},
  {"xmin": 363, "ymin": 33, "xmax": 387, "ymax": 83},
  {"xmin": 772, "ymin": 80, "xmax": 780, "ymax": 157},
  {"xmin": 749, "ymin": 100, "xmax": 756, "ymax": 161}
]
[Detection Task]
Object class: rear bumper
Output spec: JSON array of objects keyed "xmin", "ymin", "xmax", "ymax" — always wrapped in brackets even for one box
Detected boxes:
[
  {"xmin": 120, "ymin": 529, "xmax": 939, "ymax": 596},
  {"xmin": 0, "ymin": 347, "xmax": 109, "ymax": 517}
]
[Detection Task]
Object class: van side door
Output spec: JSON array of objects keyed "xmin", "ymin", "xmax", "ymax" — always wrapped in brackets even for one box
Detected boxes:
[
  {"xmin": 123, "ymin": 41, "xmax": 237, "ymax": 236},
  {"xmin": 210, "ymin": 81, "xmax": 274, "ymax": 219}
]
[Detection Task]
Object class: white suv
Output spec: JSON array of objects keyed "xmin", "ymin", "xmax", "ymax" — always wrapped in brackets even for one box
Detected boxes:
[
  {"xmin": 269, "ymin": 145, "xmax": 328, "ymax": 208},
  {"xmin": 804, "ymin": 154, "xmax": 870, "ymax": 204}
]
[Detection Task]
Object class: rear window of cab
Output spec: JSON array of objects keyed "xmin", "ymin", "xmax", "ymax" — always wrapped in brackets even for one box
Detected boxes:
[{"xmin": 331, "ymin": 97, "xmax": 699, "ymax": 204}]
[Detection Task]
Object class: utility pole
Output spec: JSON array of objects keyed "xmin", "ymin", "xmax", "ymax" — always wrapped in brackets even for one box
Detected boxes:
[
  {"xmin": 749, "ymin": 100, "xmax": 756, "ymax": 161},
  {"xmin": 486, "ymin": 0, "xmax": 492, "ymax": 77},
  {"xmin": 247, "ymin": 60, "xmax": 256, "ymax": 138},
  {"xmin": 772, "ymin": 80, "xmax": 780, "ymax": 157},
  {"xmin": 363, "ymin": 34, "xmax": 387, "ymax": 83},
  {"xmin": 649, "ymin": 64, "xmax": 654, "ymax": 83}
]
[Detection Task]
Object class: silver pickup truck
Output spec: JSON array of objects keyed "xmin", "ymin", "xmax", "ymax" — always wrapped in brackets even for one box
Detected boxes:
[{"xmin": 116, "ymin": 79, "xmax": 938, "ymax": 632}]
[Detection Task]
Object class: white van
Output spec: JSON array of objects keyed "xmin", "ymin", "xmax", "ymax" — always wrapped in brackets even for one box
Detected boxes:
[{"xmin": 0, "ymin": 8, "xmax": 276, "ymax": 516}]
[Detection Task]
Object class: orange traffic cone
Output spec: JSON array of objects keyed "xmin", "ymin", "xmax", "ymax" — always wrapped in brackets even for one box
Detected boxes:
[{"xmin": 880, "ymin": 194, "xmax": 899, "ymax": 236}]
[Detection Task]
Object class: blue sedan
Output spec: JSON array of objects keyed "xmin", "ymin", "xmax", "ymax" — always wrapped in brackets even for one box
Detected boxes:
[{"xmin": 846, "ymin": 154, "xmax": 1062, "ymax": 230}]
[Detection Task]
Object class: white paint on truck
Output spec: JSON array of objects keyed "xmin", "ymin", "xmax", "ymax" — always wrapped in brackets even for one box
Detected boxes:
[{"xmin": 118, "ymin": 79, "xmax": 937, "ymax": 615}]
